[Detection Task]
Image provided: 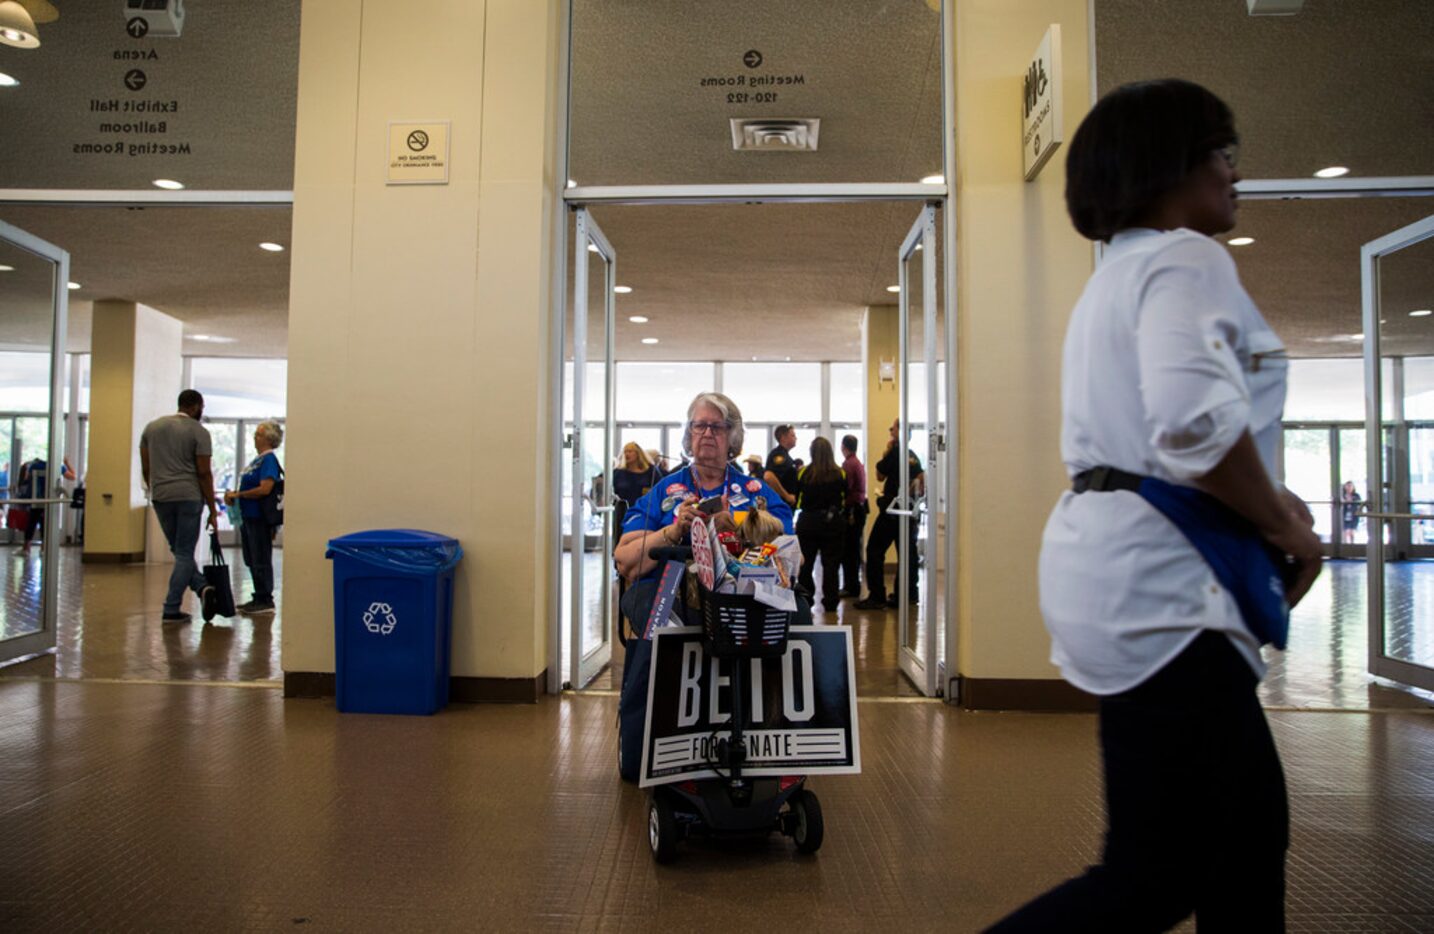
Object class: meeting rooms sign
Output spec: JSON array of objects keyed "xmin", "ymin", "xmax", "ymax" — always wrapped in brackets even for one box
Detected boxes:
[
  {"xmin": 1022, "ymin": 24, "xmax": 1064, "ymax": 182},
  {"xmin": 639, "ymin": 626, "xmax": 861, "ymax": 788}
]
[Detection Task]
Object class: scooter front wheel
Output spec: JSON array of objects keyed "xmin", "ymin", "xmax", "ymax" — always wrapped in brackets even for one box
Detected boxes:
[
  {"xmin": 791, "ymin": 789, "xmax": 824, "ymax": 854},
  {"xmin": 648, "ymin": 793, "xmax": 680, "ymax": 863}
]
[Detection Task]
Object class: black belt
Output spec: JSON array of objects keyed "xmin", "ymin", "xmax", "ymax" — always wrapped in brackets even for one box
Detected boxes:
[{"xmin": 1072, "ymin": 466, "xmax": 1144, "ymax": 494}]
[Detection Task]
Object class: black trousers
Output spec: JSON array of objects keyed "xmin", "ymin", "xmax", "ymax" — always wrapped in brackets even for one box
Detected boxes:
[
  {"xmin": 985, "ymin": 630, "xmax": 1289, "ymax": 933},
  {"xmin": 863, "ymin": 509, "xmax": 918, "ymax": 600},
  {"xmin": 797, "ymin": 510, "xmax": 844, "ymax": 609},
  {"xmin": 840, "ymin": 503, "xmax": 867, "ymax": 593},
  {"xmin": 239, "ymin": 518, "xmax": 275, "ymax": 603}
]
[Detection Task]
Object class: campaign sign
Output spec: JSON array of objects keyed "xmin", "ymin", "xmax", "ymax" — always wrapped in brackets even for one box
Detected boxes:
[{"xmin": 639, "ymin": 625, "xmax": 860, "ymax": 788}]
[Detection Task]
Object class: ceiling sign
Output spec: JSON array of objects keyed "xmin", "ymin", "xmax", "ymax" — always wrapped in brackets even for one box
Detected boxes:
[
  {"xmin": 387, "ymin": 121, "xmax": 450, "ymax": 185},
  {"xmin": 1021, "ymin": 24, "xmax": 1063, "ymax": 182}
]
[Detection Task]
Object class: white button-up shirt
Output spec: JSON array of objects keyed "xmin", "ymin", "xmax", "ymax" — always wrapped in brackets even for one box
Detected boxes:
[{"xmin": 1039, "ymin": 228, "xmax": 1288, "ymax": 695}]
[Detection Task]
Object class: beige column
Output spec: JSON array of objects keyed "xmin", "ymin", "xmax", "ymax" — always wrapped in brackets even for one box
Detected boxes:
[
  {"xmin": 83, "ymin": 300, "xmax": 184, "ymax": 562},
  {"xmin": 951, "ymin": 0, "xmax": 1096, "ymax": 708},
  {"xmin": 283, "ymin": 0, "xmax": 562, "ymax": 699}
]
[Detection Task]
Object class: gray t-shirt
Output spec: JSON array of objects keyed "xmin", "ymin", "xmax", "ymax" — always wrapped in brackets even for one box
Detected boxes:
[{"xmin": 140, "ymin": 413, "xmax": 213, "ymax": 503}]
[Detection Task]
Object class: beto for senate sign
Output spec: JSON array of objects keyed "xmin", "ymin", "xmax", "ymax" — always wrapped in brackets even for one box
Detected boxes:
[{"xmin": 639, "ymin": 626, "xmax": 861, "ymax": 788}]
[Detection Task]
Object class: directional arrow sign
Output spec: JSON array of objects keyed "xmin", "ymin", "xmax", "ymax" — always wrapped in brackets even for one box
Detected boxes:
[
  {"xmin": 127, "ymin": 17, "xmax": 149, "ymax": 38},
  {"xmin": 124, "ymin": 69, "xmax": 148, "ymax": 92}
]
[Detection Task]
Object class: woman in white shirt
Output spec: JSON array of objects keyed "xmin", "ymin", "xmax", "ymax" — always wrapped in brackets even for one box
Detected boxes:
[{"xmin": 987, "ymin": 80, "xmax": 1321, "ymax": 932}]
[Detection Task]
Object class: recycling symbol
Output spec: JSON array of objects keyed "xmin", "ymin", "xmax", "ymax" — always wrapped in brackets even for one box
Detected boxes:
[{"xmin": 362, "ymin": 601, "xmax": 398, "ymax": 635}]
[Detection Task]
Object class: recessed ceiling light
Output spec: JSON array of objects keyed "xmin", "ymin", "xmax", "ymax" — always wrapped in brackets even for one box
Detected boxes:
[
  {"xmin": 152, "ymin": 179, "xmax": 184, "ymax": 190},
  {"xmin": 258, "ymin": 242, "xmax": 285, "ymax": 252},
  {"xmin": 0, "ymin": 264, "xmax": 13, "ymax": 272},
  {"xmin": 920, "ymin": 174, "xmax": 944, "ymax": 185},
  {"xmin": 587, "ymin": 243, "xmax": 600, "ymax": 253},
  {"xmin": 886, "ymin": 285, "xmax": 901, "ymax": 293},
  {"xmin": 566, "ymin": 179, "xmax": 577, "ymax": 189},
  {"xmin": 1314, "ymin": 166, "xmax": 1349, "ymax": 179},
  {"xmin": 0, "ymin": 72, "xmax": 18, "ymax": 87},
  {"xmin": 613, "ymin": 285, "xmax": 632, "ymax": 294},
  {"xmin": 628, "ymin": 315, "xmax": 649, "ymax": 323},
  {"xmin": 1352, "ymin": 333, "xmax": 1365, "ymax": 341},
  {"xmin": 1411, "ymin": 309, "xmax": 1433, "ymax": 318},
  {"xmin": 67, "ymin": 281, "xmax": 80, "ymax": 290},
  {"xmin": 641, "ymin": 337, "xmax": 659, "ymax": 345},
  {"xmin": 1228, "ymin": 237, "xmax": 1255, "ymax": 246},
  {"xmin": 190, "ymin": 334, "xmax": 238, "ymax": 344}
]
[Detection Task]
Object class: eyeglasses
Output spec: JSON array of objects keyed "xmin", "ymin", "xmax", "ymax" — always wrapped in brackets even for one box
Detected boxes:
[
  {"xmin": 689, "ymin": 420, "xmax": 731, "ymax": 436},
  {"xmin": 1214, "ymin": 143, "xmax": 1240, "ymax": 168}
]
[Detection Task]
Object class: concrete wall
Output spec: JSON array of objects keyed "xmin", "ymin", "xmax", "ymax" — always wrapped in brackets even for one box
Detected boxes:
[
  {"xmin": 951, "ymin": 1, "xmax": 1095, "ymax": 689},
  {"xmin": 283, "ymin": 0, "xmax": 562, "ymax": 689},
  {"xmin": 84, "ymin": 300, "xmax": 183, "ymax": 559}
]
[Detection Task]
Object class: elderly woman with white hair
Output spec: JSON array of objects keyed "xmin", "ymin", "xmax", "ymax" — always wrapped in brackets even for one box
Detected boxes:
[
  {"xmin": 223, "ymin": 419, "xmax": 285, "ymax": 614},
  {"xmin": 615, "ymin": 392, "xmax": 793, "ymax": 588}
]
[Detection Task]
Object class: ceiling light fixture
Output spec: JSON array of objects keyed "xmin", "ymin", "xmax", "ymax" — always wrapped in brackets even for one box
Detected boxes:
[
  {"xmin": 641, "ymin": 337, "xmax": 659, "ymax": 345},
  {"xmin": 1314, "ymin": 166, "xmax": 1349, "ymax": 179},
  {"xmin": 886, "ymin": 285, "xmax": 901, "ymax": 293},
  {"xmin": 0, "ymin": 71, "xmax": 18, "ymax": 87},
  {"xmin": 0, "ymin": 2, "xmax": 40, "ymax": 49},
  {"xmin": 1228, "ymin": 237, "xmax": 1255, "ymax": 246},
  {"xmin": 628, "ymin": 315, "xmax": 649, "ymax": 323},
  {"xmin": 258, "ymin": 242, "xmax": 285, "ymax": 252},
  {"xmin": 587, "ymin": 243, "xmax": 600, "ymax": 253},
  {"xmin": 920, "ymin": 174, "xmax": 944, "ymax": 185},
  {"xmin": 1411, "ymin": 309, "xmax": 1433, "ymax": 318},
  {"xmin": 0, "ymin": 264, "xmax": 13, "ymax": 272},
  {"xmin": 190, "ymin": 334, "xmax": 238, "ymax": 344},
  {"xmin": 152, "ymin": 179, "xmax": 185, "ymax": 190},
  {"xmin": 566, "ymin": 179, "xmax": 577, "ymax": 189},
  {"xmin": 613, "ymin": 285, "xmax": 632, "ymax": 294},
  {"xmin": 66, "ymin": 281, "xmax": 80, "ymax": 290}
]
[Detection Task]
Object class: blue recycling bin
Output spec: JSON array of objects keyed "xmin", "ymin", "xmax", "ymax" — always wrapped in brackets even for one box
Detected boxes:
[{"xmin": 326, "ymin": 529, "xmax": 464, "ymax": 715}]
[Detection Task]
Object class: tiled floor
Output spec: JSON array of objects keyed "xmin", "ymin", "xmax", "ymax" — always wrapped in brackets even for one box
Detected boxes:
[{"xmin": 0, "ymin": 549, "xmax": 1432, "ymax": 929}]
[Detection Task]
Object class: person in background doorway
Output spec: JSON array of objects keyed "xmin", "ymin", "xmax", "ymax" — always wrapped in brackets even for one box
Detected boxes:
[
  {"xmin": 612, "ymin": 443, "xmax": 660, "ymax": 535},
  {"xmin": 224, "ymin": 420, "xmax": 284, "ymax": 614},
  {"xmin": 14, "ymin": 456, "xmax": 71, "ymax": 552},
  {"xmin": 764, "ymin": 424, "xmax": 799, "ymax": 508},
  {"xmin": 794, "ymin": 437, "xmax": 847, "ymax": 613},
  {"xmin": 839, "ymin": 434, "xmax": 868, "ymax": 598},
  {"xmin": 984, "ymin": 79, "xmax": 1321, "ymax": 933},
  {"xmin": 140, "ymin": 390, "xmax": 220, "ymax": 624},
  {"xmin": 1341, "ymin": 480, "xmax": 1363, "ymax": 544},
  {"xmin": 855, "ymin": 419, "xmax": 924, "ymax": 610}
]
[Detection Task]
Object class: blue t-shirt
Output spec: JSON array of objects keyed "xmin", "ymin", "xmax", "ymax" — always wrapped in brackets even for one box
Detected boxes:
[
  {"xmin": 622, "ymin": 463, "xmax": 794, "ymax": 580},
  {"xmin": 238, "ymin": 451, "xmax": 282, "ymax": 520}
]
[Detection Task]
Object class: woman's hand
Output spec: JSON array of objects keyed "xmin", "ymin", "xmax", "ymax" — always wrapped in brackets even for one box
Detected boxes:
[
  {"xmin": 223, "ymin": 490, "xmax": 237, "ymax": 505},
  {"xmin": 669, "ymin": 495, "xmax": 700, "ymax": 539}
]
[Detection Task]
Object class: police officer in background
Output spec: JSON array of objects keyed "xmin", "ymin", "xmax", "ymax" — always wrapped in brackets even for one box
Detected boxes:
[
  {"xmin": 763, "ymin": 424, "xmax": 799, "ymax": 509},
  {"xmin": 855, "ymin": 419, "xmax": 923, "ymax": 610}
]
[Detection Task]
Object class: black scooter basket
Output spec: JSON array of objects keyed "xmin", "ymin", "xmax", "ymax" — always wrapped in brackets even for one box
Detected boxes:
[{"xmin": 696, "ymin": 584, "xmax": 792, "ymax": 659}]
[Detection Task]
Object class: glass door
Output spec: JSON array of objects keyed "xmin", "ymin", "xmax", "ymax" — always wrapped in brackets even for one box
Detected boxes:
[
  {"xmin": 1362, "ymin": 213, "xmax": 1434, "ymax": 693},
  {"xmin": 567, "ymin": 208, "xmax": 616, "ymax": 689},
  {"xmin": 895, "ymin": 205, "xmax": 940, "ymax": 696},
  {"xmin": 0, "ymin": 221, "xmax": 69, "ymax": 667}
]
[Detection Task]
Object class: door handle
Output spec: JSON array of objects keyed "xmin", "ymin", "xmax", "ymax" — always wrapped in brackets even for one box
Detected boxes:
[
  {"xmin": 592, "ymin": 505, "xmax": 615, "ymax": 514},
  {"xmin": 1358, "ymin": 511, "xmax": 1428, "ymax": 520},
  {"xmin": 887, "ymin": 508, "xmax": 915, "ymax": 516}
]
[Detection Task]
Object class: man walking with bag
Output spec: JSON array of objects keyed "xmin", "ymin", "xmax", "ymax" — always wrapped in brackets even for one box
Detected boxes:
[{"xmin": 141, "ymin": 390, "xmax": 220, "ymax": 624}]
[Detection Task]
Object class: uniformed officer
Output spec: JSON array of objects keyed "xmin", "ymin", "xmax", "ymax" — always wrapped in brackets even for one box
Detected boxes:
[
  {"xmin": 763, "ymin": 424, "xmax": 799, "ymax": 508},
  {"xmin": 855, "ymin": 419, "xmax": 923, "ymax": 609}
]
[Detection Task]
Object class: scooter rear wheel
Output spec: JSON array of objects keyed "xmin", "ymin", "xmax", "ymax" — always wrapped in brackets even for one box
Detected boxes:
[
  {"xmin": 791, "ymin": 789, "xmax": 824, "ymax": 854},
  {"xmin": 648, "ymin": 793, "xmax": 680, "ymax": 863}
]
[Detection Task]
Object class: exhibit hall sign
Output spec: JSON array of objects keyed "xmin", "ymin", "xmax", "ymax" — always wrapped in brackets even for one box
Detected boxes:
[
  {"xmin": 639, "ymin": 626, "xmax": 861, "ymax": 788},
  {"xmin": 1022, "ymin": 24, "xmax": 1064, "ymax": 182},
  {"xmin": 387, "ymin": 121, "xmax": 450, "ymax": 185}
]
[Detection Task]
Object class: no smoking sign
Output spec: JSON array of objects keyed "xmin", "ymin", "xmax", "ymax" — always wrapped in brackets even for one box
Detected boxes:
[{"xmin": 387, "ymin": 121, "xmax": 450, "ymax": 185}]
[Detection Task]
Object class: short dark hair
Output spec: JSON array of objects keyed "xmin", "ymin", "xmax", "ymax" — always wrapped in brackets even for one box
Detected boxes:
[
  {"xmin": 177, "ymin": 389, "xmax": 204, "ymax": 410},
  {"xmin": 841, "ymin": 434, "xmax": 858, "ymax": 455},
  {"xmin": 1065, "ymin": 79, "xmax": 1237, "ymax": 242},
  {"xmin": 774, "ymin": 424, "xmax": 794, "ymax": 442}
]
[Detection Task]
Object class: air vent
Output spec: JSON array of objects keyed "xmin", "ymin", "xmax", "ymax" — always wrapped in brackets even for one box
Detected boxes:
[{"xmin": 730, "ymin": 118, "xmax": 821, "ymax": 152}]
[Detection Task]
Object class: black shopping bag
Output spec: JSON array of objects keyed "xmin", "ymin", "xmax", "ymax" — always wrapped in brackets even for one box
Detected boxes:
[{"xmin": 203, "ymin": 531, "xmax": 237, "ymax": 620}]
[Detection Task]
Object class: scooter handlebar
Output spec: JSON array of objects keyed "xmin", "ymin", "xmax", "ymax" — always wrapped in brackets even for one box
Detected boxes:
[{"xmin": 648, "ymin": 545, "xmax": 693, "ymax": 562}]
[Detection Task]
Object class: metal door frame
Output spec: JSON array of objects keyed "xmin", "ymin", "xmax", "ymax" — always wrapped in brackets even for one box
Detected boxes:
[
  {"xmin": 567, "ymin": 208, "xmax": 616, "ymax": 689},
  {"xmin": 896, "ymin": 204, "xmax": 941, "ymax": 697},
  {"xmin": 0, "ymin": 219, "xmax": 69, "ymax": 665},
  {"xmin": 1362, "ymin": 213, "xmax": 1434, "ymax": 693}
]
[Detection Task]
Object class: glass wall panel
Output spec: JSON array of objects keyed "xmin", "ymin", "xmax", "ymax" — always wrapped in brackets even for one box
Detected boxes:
[
  {"xmin": 0, "ymin": 351, "xmax": 51, "ymax": 412},
  {"xmin": 1337, "ymin": 428, "xmax": 1369, "ymax": 547},
  {"xmin": 1283, "ymin": 427, "xmax": 1333, "ymax": 543},
  {"xmin": 614, "ymin": 362, "xmax": 714, "ymax": 421},
  {"xmin": 1285, "ymin": 358, "xmax": 1394, "ymax": 422},
  {"xmin": 722, "ymin": 362, "xmax": 821, "ymax": 423},
  {"xmin": 829, "ymin": 362, "xmax": 863, "ymax": 423},
  {"xmin": 190, "ymin": 358, "xmax": 288, "ymax": 419}
]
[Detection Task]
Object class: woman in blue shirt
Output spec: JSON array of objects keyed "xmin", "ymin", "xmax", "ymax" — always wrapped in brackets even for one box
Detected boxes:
[{"xmin": 223, "ymin": 420, "xmax": 284, "ymax": 613}]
